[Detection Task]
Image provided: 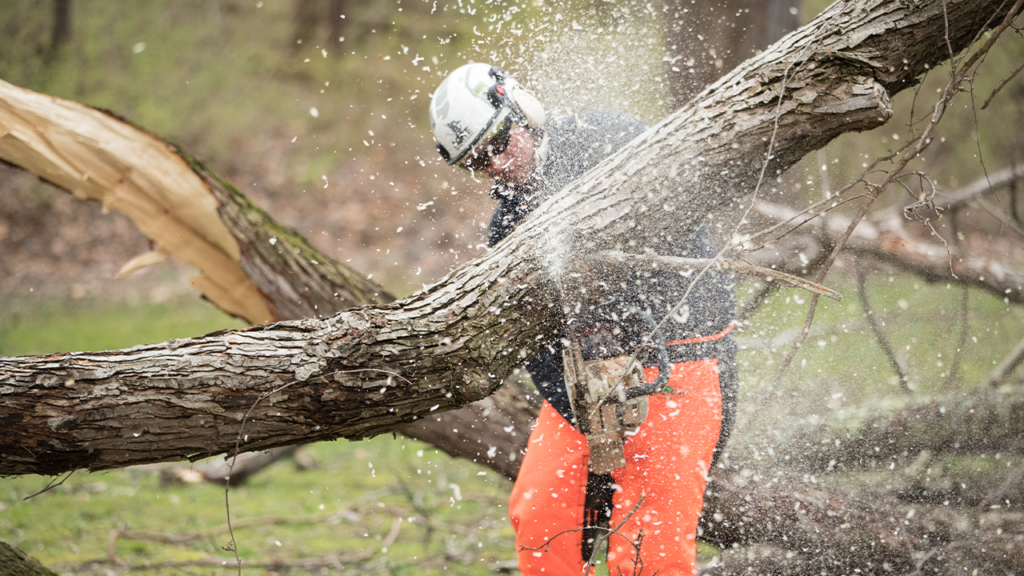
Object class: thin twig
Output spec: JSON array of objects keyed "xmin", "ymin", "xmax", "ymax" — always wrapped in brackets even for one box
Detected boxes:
[
  {"xmin": 773, "ymin": 194, "xmax": 878, "ymax": 383},
  {"xmin": 855, "ymin": 258, "xmax": 911, "ymax": 392},
  {"xmin": 584, "ymin": 494, "xmax": 647, "ymax": 575},
  {"xmin": 220, "ymin": 367, "xmax": 418, "ymax": 574},
  {"xmin": 516, "ymin": 495, "xmax": 647, "ymax": 575},
  {"xmin": 743, "ymin": 193, "xmax": 873, "ymax": 254},
  {"xmin": 645, "ymin": 42, "xmax": 821, "ymax": 347},
  {"xmin": 977, "ymin": 462, "xmax": 1024, "ymax": 510},
  {"xmin": 976, "ymin": 195, "xmax": 1024, "ymax": 237},
  {"xmin": 943, "ymin": 210, "xmax": 970, "ymax": 390},
  {"xmin": 22, "ymin": 469, "xmax": 74, "ymax": 501},
  {"xmin": 980, "ymin": 59, "xmax": 1024, "ymax": 109},
  {"xmin": 589, "ymin": 251, "xmax": 842, "ymax": 301}
]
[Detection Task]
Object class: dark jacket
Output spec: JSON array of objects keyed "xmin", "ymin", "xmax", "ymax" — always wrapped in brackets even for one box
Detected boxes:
[{"xmin": 486, "ymin": 110, "xmax": 739, "ymax": 458}]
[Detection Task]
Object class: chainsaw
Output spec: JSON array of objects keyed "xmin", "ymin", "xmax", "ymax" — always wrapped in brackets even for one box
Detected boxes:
[{"xmin": 561, "ymin": 311, "xmax": 671, "ymax": 474}]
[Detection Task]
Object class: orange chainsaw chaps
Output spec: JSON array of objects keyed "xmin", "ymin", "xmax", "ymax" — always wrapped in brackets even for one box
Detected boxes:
[{"xmin": 509, "ymin": 359, "xmax": 722, "ymax": 576}]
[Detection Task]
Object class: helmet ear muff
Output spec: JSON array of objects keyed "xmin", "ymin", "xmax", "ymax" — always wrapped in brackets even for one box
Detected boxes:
[
  {"xmin": 510, "ymin": 87, "xmax": 545, "ymax": 129},
  {"xmin": 488, "ymin": 66, "xmax": 543, "ymax": 129}
]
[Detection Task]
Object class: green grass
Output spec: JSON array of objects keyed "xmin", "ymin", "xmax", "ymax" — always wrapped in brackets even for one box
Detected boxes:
[
  {"xmin": 1, "ymin": 437, "xmax": 516, "ymax": 575},
  {"xmin": 2, "ymin": 1, "xmax": 1022, "ymax": 573},
  {"xmin": 734, "ymin": 272, "xmax": 1024, "ymax": 430},
  {"xmin": 0, "ymin": 297, "xmax": 247, "ymax": 357}
]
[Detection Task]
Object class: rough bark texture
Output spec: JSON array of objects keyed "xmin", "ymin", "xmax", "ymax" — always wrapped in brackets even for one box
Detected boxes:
[
  {"xmin": 0, "ymin": 276, "xmax": 552, "ymax": 475},
  {"xmin": 0, "ymin": 541, "xmax": 59, "ymax": 576},
  {"xmin": 189, "ymin": 160, "xmax": 538, "ymax": 480},
  {"xmin": 700, "ymin": 460, "xmax": 1024, "ymax": 574},
  {"xmin": 0, "ymin": 82, "xmax": 535, "ymax": 479},
  {"xmin": 1, "ymin": 0, "xmax": 1018, "ymax": 478},
  {"xmin": 187, "ymin": 158, "xmax": 391, "ymax": 318}
]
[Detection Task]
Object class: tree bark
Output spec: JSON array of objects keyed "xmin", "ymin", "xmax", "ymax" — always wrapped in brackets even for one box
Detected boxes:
[
  {"xmin": 3, "ymin": 2, "xmax": 1024, "ymax": 573},
  {"xmin": 700, "ymin": 460, "xmax": 1024, "ymax": 574},
  {"xmin": 0, "ymin": 81, "xmax": 534, "ymax": 479},
  {"xmin": 0, "ymin": 541, "xmax": 59, "ymax": 576},
  {"xmin": 1, "ymin": 0, "xmax": 1019, "ymax": 478}
]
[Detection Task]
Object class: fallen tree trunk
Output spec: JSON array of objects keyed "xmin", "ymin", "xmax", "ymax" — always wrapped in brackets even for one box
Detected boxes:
[
  {"xmin": 701, "ymin": 459, "xmax": 1024, "ymax": 574},
  {"xmin": 2, "ymin": 0, "xmax": 1016, "ymax": 478},
  {"xmin": 743, "ymin": 384, "xmax": 1024, "ymax": 473},
  {"xmin": 827, "ymin": 452, "xmax": 1024, "ymax": 508},
  {"xmin": 162, "ymin": 445, "xmax": 302, "ymax": 486}
]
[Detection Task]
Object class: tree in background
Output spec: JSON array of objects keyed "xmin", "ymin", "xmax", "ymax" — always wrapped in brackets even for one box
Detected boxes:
[
  {"xmin": 47, "ymin": 0, "xmax": 72, "ymax": 62},
  {"xmin": 664, "ymin": 0, "xmax": 800, "ymax": 107}
]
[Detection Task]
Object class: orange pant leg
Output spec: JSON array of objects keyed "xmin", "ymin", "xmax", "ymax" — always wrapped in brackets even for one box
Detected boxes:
[
  {"xmin": 606, "ymin": 359, "xmax": 723, "ymax": 576},
  {"xmin": 509, "ymin": 401, "xmax": 592, "ymax": 575},
  {"xmin": 510, "ymin": 360, "xmax": 722, "ymax": 576}
]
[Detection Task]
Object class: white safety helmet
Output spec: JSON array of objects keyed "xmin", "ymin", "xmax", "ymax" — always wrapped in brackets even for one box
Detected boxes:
[{"xmin": 429, "ymin": 63, "xmax": 545, "ymax": 168}]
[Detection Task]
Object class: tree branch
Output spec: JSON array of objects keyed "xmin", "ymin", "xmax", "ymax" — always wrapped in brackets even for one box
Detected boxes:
[
  {"xmin": 753, "ymin": 200, "xmax": 1024, "ymax": 304},
  {"xmin": 988, "ymin": 335, "xmax": 1024, "ymax": 387}
]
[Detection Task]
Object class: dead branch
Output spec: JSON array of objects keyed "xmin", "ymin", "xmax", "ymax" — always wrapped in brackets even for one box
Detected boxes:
[
  {"xmin": 587, "ymin": 250, "xmax": 842, "ymax": 301},
  {"xmin": 988, "ymin": 335, "xmax": 1024, "ymax": 387},
  {"xmin": 936, "ymin": 163, "xmax": 1024, "ymax": 210},
  {"xmin": 0, "ymin": 0, "xmax": 1018, "ymax": 486},
  {"xmin": 752, "ymin": 200, "xmax": 1024, "ymax": 304},
  {"xmin": 701, "ymin": 459, "xmax": 1024, "ymax": 575}
]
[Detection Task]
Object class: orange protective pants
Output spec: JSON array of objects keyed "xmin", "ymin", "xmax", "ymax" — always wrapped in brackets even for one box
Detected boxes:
[{"xmin": 508, "ymin": 359, "xmax": 723, "ymax": 576}]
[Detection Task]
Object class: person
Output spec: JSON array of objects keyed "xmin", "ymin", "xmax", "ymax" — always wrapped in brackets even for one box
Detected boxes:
[{"xmin": 429, "ymin": 63, "xmax": 737, "ymax": 576}]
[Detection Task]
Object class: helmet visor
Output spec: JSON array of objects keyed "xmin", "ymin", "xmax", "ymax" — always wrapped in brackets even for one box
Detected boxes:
[{"xmin": 457, "ymin": 117, "xmax": 514, "ymax": 172}]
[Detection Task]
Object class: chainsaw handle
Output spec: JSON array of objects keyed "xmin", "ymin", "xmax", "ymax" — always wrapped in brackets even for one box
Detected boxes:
[{"xmin": 622, "ymin": 310, "xmax": 671, "ymax": 399}]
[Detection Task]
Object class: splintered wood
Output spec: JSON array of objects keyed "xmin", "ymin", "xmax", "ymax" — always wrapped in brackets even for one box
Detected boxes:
[{"xmin": 0, "ymin": 80, "xmax": 272, "ymax": 323}]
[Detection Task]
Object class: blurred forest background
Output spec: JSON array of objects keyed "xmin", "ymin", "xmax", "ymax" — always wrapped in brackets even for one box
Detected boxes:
[{"xmin": 1, "ymin": 0, "xmax": 1023, "ymax": 574}]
